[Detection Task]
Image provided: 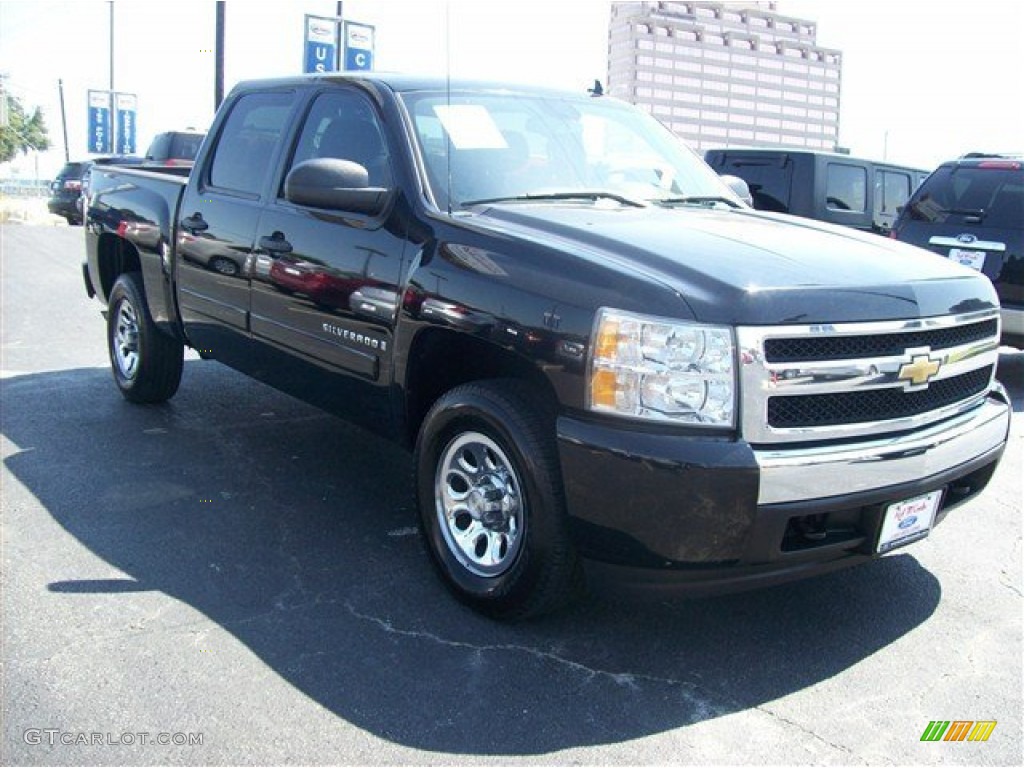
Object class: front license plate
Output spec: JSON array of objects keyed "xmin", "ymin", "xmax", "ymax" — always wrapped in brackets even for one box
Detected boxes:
[
  {"xmin": 877, "ymin": 490, "xmax": 941, "ymax": 553},
  {"xmin": 948, "ymin": 249, "xmax": 986, "ymax": 271}
]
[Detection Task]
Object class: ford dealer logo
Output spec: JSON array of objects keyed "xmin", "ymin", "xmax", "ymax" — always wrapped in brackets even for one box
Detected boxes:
[
  {"xmin": 899, "ymin": 516, "xmax": 919, "ymax": 529},
  {"xmin": 956, "ymin": 233, "xmax": 978, "ymax": 244}
]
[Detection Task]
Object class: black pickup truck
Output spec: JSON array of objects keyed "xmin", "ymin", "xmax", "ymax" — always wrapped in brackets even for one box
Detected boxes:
[{"xmin": 83, "ymin": 74, "xmax": 1011, "ymax": 619}]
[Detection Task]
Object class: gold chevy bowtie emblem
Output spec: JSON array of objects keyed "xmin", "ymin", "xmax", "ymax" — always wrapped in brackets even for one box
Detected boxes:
[{"xmin": 898, "ymin": 354, "xmax": 942, "ymax": 386}]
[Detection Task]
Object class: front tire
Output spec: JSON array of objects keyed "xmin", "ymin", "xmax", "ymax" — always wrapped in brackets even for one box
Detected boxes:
[
  {"xmin": 107, "ymin": 272, "xmax": 183, "ymax": 403},
  {"xmin": 415, "ymin": 380, "xmax": 581, "ymax": 620}
]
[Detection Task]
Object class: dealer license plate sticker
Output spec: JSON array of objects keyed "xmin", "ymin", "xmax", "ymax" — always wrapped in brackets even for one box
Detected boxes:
[
  {"xmin": 877, "ymin": 490, "xmax": 941, "ymax": 554},
  {"xmin": 948, "ymin": 249, "xmax": 986, "ymax": 271}
]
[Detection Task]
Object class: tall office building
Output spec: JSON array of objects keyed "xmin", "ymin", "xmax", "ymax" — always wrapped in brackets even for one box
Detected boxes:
[{"xmin": 607, "ymin": 2, "xmax": 842, "ymax": 151}]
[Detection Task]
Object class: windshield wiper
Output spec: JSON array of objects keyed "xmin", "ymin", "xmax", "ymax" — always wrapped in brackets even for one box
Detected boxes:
[
  {"xmin": 944, "ymin": 207, "xmax": 987, "ymax": 218},
  {"xmin": 654, "ymin": 195, "xmax": 741, "ymax": 209},
  {"xmin": 462, "ymin": 191, "xmax": 647, "ymax": 208}
]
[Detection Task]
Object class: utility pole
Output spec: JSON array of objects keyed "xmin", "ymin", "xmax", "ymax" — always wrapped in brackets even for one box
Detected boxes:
[
  {"xmin": 0, "ymin": 73, "xmax": 8, "ymax": 129},
  {"xmin": 215, "ymin": 2, "xmax": 225, "ymax": 110},
  {"xmin": 59, "ymin": 79, "xmax": 70, "ymax": 161},
  {"xmin": 109, "ymin": 1, "xmax": 115, "ymax": 91}
]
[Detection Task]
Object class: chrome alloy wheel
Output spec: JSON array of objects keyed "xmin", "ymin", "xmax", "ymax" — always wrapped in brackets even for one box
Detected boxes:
[
  {"xmin": 113, "ymin": 299, "xmax": 141, "ymax": 381},
  {"xmin": 435, "ymin": 432, "xmax": 524, "ymax": 577}
]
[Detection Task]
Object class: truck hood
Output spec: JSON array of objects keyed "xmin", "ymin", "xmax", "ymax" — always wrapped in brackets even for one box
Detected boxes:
[{"xmin": 471, "ymin": 204, "xmax": 999, "ymax": 325}]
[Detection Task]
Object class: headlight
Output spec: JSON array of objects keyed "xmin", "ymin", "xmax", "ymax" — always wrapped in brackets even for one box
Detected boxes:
[{"xmin": 588, "ymin": 308, "xmax": 736, "ymax": 427}]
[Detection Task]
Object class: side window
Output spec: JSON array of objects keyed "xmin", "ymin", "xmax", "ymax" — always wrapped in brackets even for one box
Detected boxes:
[
  {"xmin": 284, "ymin": 90, "xmax": 392, "ymax": 191},
  {"xmin": 876, "ymin": 170, "xmax": 911, "ymax": 215},
  {"xmin": 208, "ymin": 91, "xmax": 296, "ymax": 195},
  {"xmin": 826, "ymin": 163, "xmax": 866, "ymax": 212}
]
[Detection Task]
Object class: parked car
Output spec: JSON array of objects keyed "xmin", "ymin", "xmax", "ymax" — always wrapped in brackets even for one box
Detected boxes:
[
  {"xmin": 704, "ymin": 148, "xmax": 929, "ymax": 235},
  {"xmin": 144, "ymin": 130, "xmax": 206, "ymax": 165},
  {"xmin": 891, "ymin": 154, "xmax": 1024, "ymax": 348},
  {"xmin": 48, "ymin": 156, "xmax": 142, "ymax": 225}
]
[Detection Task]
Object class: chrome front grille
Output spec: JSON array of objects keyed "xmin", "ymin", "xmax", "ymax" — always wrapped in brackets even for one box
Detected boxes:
[
  {"xmin": 763, "ymin": 319, "xmax": 999, "ymax": 363},
  {"xmin": 737, "ymin": 310, "xmax": 1001, "ymax": 445}
]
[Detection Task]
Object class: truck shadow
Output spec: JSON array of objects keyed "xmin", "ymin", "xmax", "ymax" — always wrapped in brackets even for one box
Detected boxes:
[
  {"xmin": 996, "ymin": 348, "xmax": 1024, "ymax": 412},
  {"xmin": 5, "ymin": 359, "xmax": 1008, "ymax": 755}
]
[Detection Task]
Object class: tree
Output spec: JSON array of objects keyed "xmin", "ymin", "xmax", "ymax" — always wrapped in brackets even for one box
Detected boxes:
[{"xmin": 0, "ymin": 93, "xmax": 51, "ymax": 164}]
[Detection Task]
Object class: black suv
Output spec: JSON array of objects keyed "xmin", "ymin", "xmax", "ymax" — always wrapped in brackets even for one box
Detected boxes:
[
  {"xmin": 48, "ymin": 157, "xmax": 143, "ymax": 225},
  {"xmin": 704, "ymin": 148, "xmax": 928, "ymax": 235},
  {"xmin": 891, "ymin": 154, "xmax": 1023, "ymax": 348},
  {"xmin": 47, "ymin": 161, "xmax": 92, "ymax": 224}
]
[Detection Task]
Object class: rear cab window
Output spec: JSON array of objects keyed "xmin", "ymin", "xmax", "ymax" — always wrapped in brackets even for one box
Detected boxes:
[
  {"xmin": 706, "ymin": 154, "xmax": 794, "ymax": 212},
  {"xmin": 907, "ymin": 164, "xmax": 1024, "ymax": 229}
]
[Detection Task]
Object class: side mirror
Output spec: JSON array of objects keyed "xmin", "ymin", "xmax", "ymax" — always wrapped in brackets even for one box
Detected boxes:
[
  {"xmin": 720, "ymin": 174, "xmax": 753, "ymax": 207},
  {"xmin": 284, "ymin": 158, "xmax": 390, "ymax": 216}
]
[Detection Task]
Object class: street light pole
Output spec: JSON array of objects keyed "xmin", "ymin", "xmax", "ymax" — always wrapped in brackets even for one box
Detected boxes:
[
  {"xmin": 58, "ymin": 79, "xmax": 70, "ymax": 162},
  {"xmin": 215, "ymin": 2, "xmax": 225, "ymax": 111},
  {"xmin": 109, "ymin": 1, "xmax": 114, "ymax": 91}
]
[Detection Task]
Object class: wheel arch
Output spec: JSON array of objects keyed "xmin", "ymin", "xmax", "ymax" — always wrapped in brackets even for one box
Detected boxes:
[
  {"xmin": 402, "ymin": 327, "xmax": 560, "ymax": 448},
  {"xmin": 95, "ymin": 232, "xmax": 142, "ymax": 301}
]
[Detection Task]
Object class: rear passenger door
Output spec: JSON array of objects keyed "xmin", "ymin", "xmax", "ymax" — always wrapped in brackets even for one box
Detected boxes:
[{"xmin": 176, "ymin": 89, "xmax": 298, "ymax": 370}]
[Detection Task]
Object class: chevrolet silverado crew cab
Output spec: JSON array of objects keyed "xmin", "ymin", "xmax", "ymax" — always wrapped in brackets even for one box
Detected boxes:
[{"xmin": 82, "ymin": 74, "xmax": 1011, "ymax": 619}]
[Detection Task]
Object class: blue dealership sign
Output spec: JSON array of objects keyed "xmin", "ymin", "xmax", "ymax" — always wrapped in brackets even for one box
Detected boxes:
[
  {"xmin": 303, "ymin": 15, "xmax": 340, "ymax": 73},
  {"xmin": 344, "ymin": 21, "xmax": 375, "ymax": 71},
  {"xmin": 115, "ymin": 93, "xmax": 137, "ymax": 155},
  {"xmin": 87, "ymin": 90, "xmax": 111, "ymax": 154}
]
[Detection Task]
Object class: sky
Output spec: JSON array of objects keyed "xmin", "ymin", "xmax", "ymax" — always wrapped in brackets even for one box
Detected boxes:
[{"xmin": 1, "ymin": 0, "xmax": 1022, "ymax": 180}]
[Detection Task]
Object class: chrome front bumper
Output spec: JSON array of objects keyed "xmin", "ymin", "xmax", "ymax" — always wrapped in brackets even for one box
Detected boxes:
[{"xmin": 755, "ymin": 388, "xmax": 1011, "ymax": 505}]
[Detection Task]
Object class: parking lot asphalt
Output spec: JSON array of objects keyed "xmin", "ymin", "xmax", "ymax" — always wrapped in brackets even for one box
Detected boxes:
[{"xmin": 2, "ymin": 224, "xmax": 1021, "ymax": 766}]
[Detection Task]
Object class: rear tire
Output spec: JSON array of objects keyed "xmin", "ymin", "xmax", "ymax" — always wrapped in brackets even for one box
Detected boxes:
[
  {"xmin": 107, "ymin": 272, "xmax": 183, "ymax": 403},
  {"xmin": 415, "ymin": 380, "xmax": 581, "ymax": 620}
]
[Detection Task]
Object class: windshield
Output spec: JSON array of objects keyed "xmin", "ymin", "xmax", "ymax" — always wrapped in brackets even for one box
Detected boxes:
[{"xmin": 400, "ymin": 89, "xmax": 740, "ymax": 211}]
